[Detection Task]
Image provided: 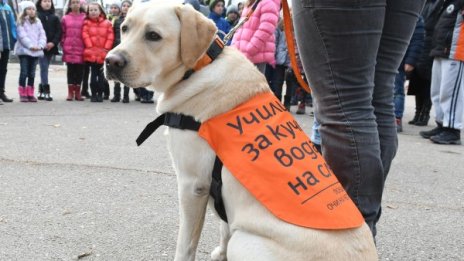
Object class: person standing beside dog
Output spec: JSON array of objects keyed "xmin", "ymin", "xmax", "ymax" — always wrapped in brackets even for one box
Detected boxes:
[
  {"xmin": 110, "ymin": 0, "xmax": 132, "ymax": 103},
  {"xmin": 61, "ymin": 0, "xmax": 86, "ymax": 101},
  {"xmin": 292, "ymin": 0, "xmax": 425, "ymax": 237},
  {"xmin": 232, "ymin": 0, "xmax": 279, "ymax": 73},
  {"xmin": 82, "ymin": 2, "xmax": 114, "ymax": 102},
  {"xmin": 14, "ymin": 1, "xmax": 46, "ymax": 103},
  {"xmin": 36, "ymin": 0, "xmax": 61, "ymax": 101}
]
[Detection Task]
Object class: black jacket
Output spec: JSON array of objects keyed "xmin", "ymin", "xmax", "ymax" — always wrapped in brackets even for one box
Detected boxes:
[
  {"xmin": 429, "ymin": 0, "xmax": 464, "ymax": 59},
  {"xmin": 113, "ymin": 15, "xmax": 126, "ymax": 48},
  {"xmin": 37, "ymin": 10, "xmax": 61, "ymax": 55}
]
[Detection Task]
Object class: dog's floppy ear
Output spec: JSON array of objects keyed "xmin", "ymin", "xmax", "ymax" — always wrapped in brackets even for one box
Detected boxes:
[{"xmin": 175, "ymin": 4, "xmax": 218, "ymax": 68}]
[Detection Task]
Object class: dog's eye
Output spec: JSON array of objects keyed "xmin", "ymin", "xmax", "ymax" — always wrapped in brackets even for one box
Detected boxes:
[
  {"xmin": 146, "ymin": 31, "xmax": 162, "ymax": 41},
  {"xmin": 121, "ymin": 25, "xmax": 128, "ymax": 33}
]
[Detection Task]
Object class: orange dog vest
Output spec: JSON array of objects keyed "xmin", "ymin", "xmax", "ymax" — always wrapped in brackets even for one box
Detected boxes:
[{"xmin": 199, "ymin": 92, "xmax": 364, "ymax": 229}]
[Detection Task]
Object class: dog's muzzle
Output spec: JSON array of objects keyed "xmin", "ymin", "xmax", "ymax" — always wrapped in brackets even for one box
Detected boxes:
[{"xmin": 105, "ymin": 52, "xmax": 127, "ymax": 81}]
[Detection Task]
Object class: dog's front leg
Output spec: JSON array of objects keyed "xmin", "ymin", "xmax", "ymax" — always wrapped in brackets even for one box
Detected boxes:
[{"xmin": 174, "ymin": 177, "xmax": 210, "ymax": 261}]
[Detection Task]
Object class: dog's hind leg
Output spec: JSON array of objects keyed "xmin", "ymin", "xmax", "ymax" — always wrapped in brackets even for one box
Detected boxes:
[
  {"xmin": 211, "ymin": 221, "xmax": 230, "ymax": 261},
  {"xmin": 227, "ymin": 230, "xmax": 280, "ymax": 261}
]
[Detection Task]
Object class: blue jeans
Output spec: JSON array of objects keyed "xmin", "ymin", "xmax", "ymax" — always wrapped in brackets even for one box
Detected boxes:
[
  {"xmin": 292, "ymin": 0, "xmax": 424, "ymax": 236},
  {"xmin": 18, "ymin": 55, "xmax": 39, "ymax": 87},
  {"xmin": 394, "ymin": 68, "xmax": 406, "ymax": 119},
  {"xmin": 39, "ymin": 54, "xmax": 53, "ymax": 85}
]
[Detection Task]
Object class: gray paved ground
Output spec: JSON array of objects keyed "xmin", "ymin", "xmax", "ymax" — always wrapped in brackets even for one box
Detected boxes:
[{"xmin": 0, "ymin": 64, "xmax": 463, "ymax": 260}]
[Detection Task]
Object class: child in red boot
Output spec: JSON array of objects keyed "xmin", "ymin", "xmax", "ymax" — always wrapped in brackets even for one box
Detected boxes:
[{"xmin": 14, "ymin": 1, "xmax": 46, "ymax": 102}]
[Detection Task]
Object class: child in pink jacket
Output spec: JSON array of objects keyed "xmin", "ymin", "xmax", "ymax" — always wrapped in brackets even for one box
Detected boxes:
[
  {"xmin": 61, "ymin": 0, "xmax": 86, "ymax": 101},
  {"xmin": 232, "ymin": 0, "xmax": 279, "ymax": 73}
]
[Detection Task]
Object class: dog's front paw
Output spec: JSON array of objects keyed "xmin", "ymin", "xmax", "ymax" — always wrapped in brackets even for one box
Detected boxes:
[{"xmin": 211, "ymin": 246, "xmax": 227, "ymax": 261}]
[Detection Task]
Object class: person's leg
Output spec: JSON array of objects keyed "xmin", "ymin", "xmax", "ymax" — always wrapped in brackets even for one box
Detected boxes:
[
  {"xmin": 66, "ymin": 63, "xmax": 75, "ymax": 101},
  {"xmin": 270, "ymin": 65, "xmax": 285, "ymax": 102},
  {"xmin": 420, "ymin": 58, "xmax": 445, "ymax": 137},
  {"xmin": 96, "ymin": 64, "xmax": 105, "ymax": 102},
  {"xmin": 292, "ymin": 0, "xmax": 386, "ymax": 235},
  {"xmin": 18, "ymin": 56, "xmax": 29, "ymax": 102},
  {"xmin": 111, "ymin": 82, "xmax": 121, "ymax": 102},
  {"xmin": 90, "ymin": 64, "xmax": 98, "ymax": 102},
  {"xmin": 18, "ymin": 56, "xmax": 28, "ymax": 88},
  {"xmin": 373, "ymin": 0, "xmax": 423, "ymax": 181},
  {"xmin": 25, "ymin": 57, "xmax": 39, "ymax": 102},
  {"xmin": 26, "ymin": 57, "xmax": 38, "ymax": 87},
  {"xmin": 394, "ymin": 68, "xmax": 406, "ymax": 120},
  {"xmin": 436, "ymin": 59, "xmax": 463, "ymax": 130},
  {"xmin": 429, "ymin": 59, "xmax": 463, "ymax": 144},
  {"xmin": 81, "ymin": 63, "xmax": 90, "ymax": 97},
  {"xmin": 0, "ymin": 50, "xmax": 13, "ymax": 102},
  {"xmin": 431, "ymin": 58, "xmax": 444, "ymax": 125},
  {"xmin": 293, "ymin": 0, "xmax": 423, "ymax": 236}
]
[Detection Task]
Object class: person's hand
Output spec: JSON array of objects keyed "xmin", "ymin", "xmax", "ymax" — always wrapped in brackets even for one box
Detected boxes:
[
  {"xmin": 46, "ymin": 42, "xmax": 55, "ymax": 51},
  {"xmin": 30, "ymin": 47, "xmax": 39, "ymax": 51},
  {"xmin": 404, "ymin": 64, "xmax": 414, "ymax": 72}
]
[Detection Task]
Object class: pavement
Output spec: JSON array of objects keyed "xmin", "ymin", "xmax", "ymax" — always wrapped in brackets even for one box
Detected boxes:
[{"xmin": 0, "ymin": 63, "xmax": 463, "ymax": 261}]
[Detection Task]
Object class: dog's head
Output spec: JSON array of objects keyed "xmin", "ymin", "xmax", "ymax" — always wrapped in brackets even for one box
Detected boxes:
[{"xmin": 105, "ymin": 2, "xmax": 217, "ymax": 91}]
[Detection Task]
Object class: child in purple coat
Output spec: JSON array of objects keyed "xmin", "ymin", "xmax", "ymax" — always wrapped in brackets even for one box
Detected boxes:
[{"xmin": 14, "ymin": 1, "xmax": 46, "ymax": 102}]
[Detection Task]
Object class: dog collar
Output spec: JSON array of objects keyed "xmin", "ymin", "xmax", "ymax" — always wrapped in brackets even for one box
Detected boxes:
[{"xmin": 182, "ymin": 36, "xmax": 225, "ymax": 80}]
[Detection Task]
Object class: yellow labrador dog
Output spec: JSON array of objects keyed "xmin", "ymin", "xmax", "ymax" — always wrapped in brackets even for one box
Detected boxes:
[{"xmin": 105, "ymin": 2, "xmax": 377, "ymax": 261}]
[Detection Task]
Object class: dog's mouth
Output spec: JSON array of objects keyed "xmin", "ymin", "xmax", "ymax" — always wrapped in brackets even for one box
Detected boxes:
[{"xmin": 105, "ymin": 66, "xmax": 152, "ymax": 88}]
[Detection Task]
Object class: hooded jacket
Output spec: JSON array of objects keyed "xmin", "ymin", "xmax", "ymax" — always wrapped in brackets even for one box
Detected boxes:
[
  {"xmin": 14, "ymin": 18, "xmax": 47, "ymax": 57},
  {"xmin": 430, "ymin": 0, "xmax": 464, "ymax": 61},
  {"xmin": 231, "ymin": 0, "xmax": 279, "ymax": 66},
  {"xmin": 0, "ymin": 1, "xmax": 17, "ymax": 51},
  {"xmin": 82, "ymin": 15, "xmax": 114, "ymax": 64},
  {"xmin": 61, "ymin": 12, "xmax": 85, "ymax": 64},
  {"xmin": 37, "ymin": 9, "xmax": 61, "ymax": 55}
]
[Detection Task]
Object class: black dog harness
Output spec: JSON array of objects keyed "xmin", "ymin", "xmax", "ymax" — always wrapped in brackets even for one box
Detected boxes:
[{"xmin": 136, "ymin": 38, "xmax": 228, "ymax": 222}]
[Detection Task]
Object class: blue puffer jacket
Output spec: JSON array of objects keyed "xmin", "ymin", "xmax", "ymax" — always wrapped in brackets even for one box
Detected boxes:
[
  {"xmin": 208, "ymin": 12, "xmax": 230, "ymax": 40},
  {"xmin": 402, "ymin": 16, "xmax": 425, "ymax": 67},
  {"xmin": 274, "ymin": 27, "xmax": 289, "ymax": 66},
  {"xmin": 0, "ymin": 1, "xmax": 17, "ymax": 51}
]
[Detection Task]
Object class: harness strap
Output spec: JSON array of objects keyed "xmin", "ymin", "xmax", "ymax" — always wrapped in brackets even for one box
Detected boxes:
[
  {"xmin": 136, "ymin": 113, "xmax": 201, "ymax": 146},
  {"xmin": 136, "ymin": 113, "xmax": 228, "ymax": 223},
  {"xmin": 211, "ymin": 156, "xmax": 228, "ymax": 222}
]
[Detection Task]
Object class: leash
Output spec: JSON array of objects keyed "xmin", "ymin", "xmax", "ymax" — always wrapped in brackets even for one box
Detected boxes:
[
  {"xmin": 282, "ymin": 0, "xmax": 312, "ymax": 93},
  {"xmin": 223, "ymin": 0, "xmax": 262, "ymax": 43},
  {"xmin": 224, "ymin": 0, "xmax": 312, "ymax": 93}
]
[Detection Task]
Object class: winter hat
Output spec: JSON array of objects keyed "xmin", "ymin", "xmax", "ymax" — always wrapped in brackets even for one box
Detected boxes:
[
  {"xmin": 226, "ymin": 4, "xmax": 239, "ymax": 16},
  {"xmin": 120, "ymin": 0, "xmax": 132, "ymax": 7},
  {"xmin": 19, "ymin": 0, "xmax": 35, "ymax": 13},
  {"xmin": 110, "ymin": 2, "xmax": 121, "ymax": 9},
  {"xmin": 209, "ymin": 0, "xmax": 224, "ymax": 12},
  {"xmin": 184, "ymin": 0, "xmax": 200, "ymax": 11}
]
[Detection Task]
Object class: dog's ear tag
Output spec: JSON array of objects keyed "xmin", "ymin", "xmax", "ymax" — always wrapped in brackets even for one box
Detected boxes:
[{"xmin": 198, "ymin": 92, "xmax": 364, "ymax": 230}]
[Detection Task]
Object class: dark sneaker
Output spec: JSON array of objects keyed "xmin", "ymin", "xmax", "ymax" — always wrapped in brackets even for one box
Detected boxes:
[
  {"xmin": 420, "ymin": 124, "xmax": 443, "ymax": 139},
  {"xmin": 430, "ymin": 128, "xmax": 461, "ymax": 145},
  {"xmin": 396, "ymin": 118, "xmax": 403, "ymax": 133}
]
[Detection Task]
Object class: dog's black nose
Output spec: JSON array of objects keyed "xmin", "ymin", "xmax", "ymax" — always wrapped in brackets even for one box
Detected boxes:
[{"xmin": 105, "ymin": 53, "xmax": 127, "ymax": 69}]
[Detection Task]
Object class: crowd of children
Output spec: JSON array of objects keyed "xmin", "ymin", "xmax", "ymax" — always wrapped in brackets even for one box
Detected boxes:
[{"xmin": 0, "ymin": 0, "xmax": 155, "ymax": 105}]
